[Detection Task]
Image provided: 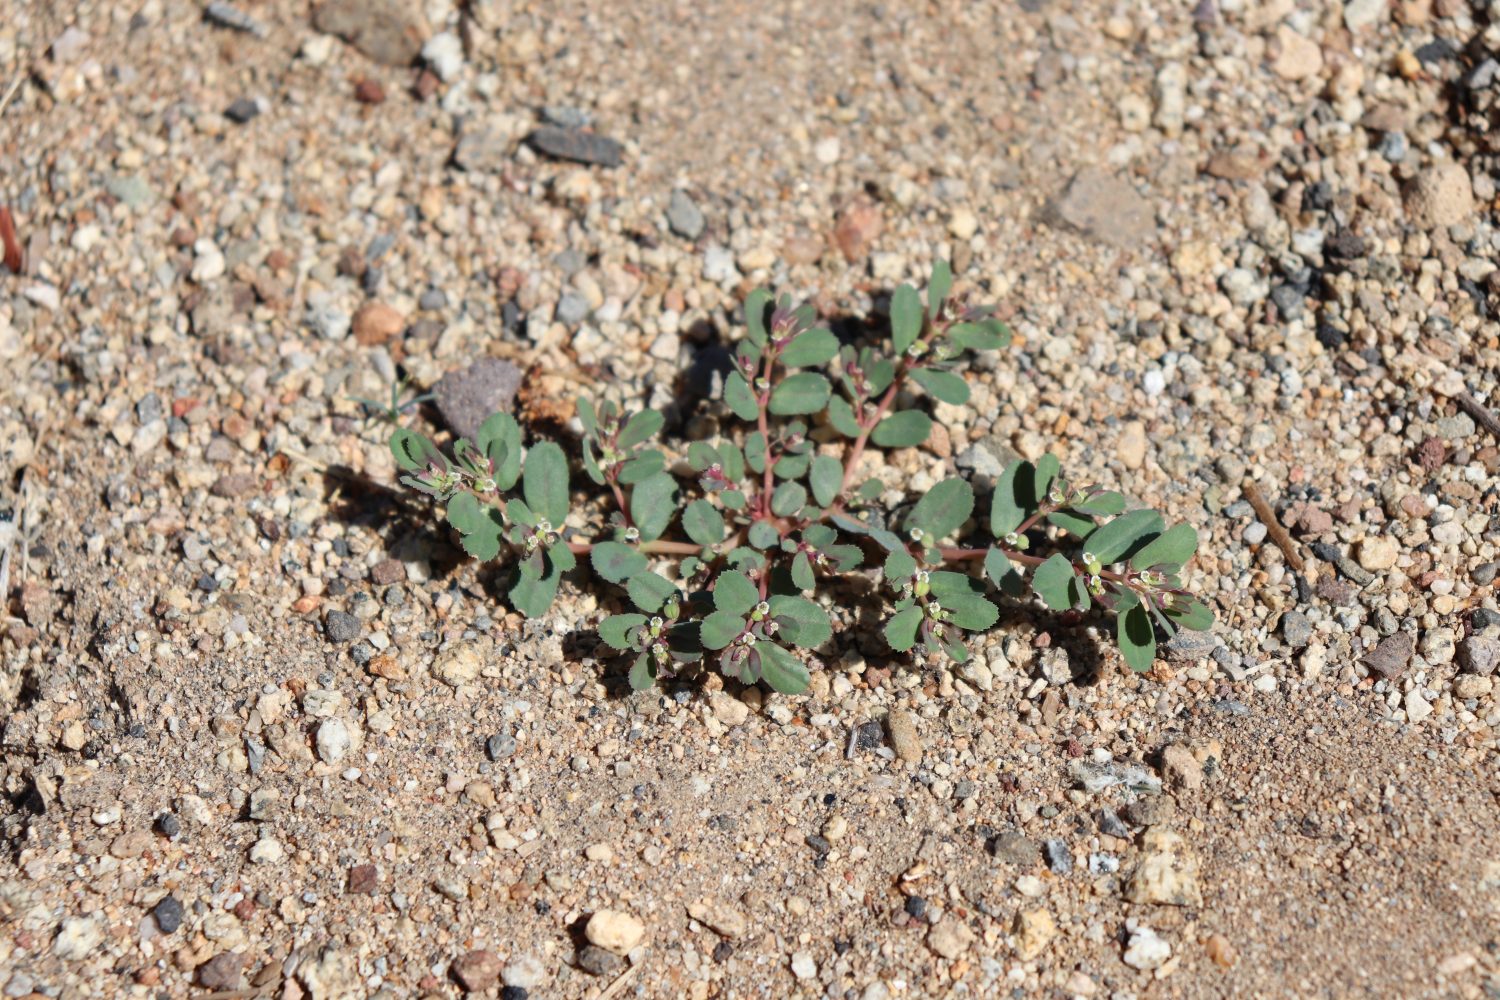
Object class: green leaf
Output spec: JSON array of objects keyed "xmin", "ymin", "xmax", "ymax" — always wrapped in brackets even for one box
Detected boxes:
[
  {"xmin": 769, "ymin": 372, "xmax": 831, "ymax": 415},
  {"xmin": 1164, "ymin": 595, "xmax": 1214, "ymax": 631},
  {"xmin": 682, "ymin": 500, "xmax": 725, "ymax": 547},
  {"xmin": 774, "ymin": 452, "xmax": 810, "ymax": 480},
  {"xmin": 748, "ymin": 521, "xmax": 780, "ymax": 549},
  {"xmin": 790, "ymin": 552, "xmax": 815, "ymax": 590},
  {"xmin": 446, "ymin": 493, "xmax": 505, "ymax": 561},
  {"xmin": 509, "ymin": 553, "xmax": 562, "ymax": 617},
  {"xmin": 445, "ymin": 490, "xmax": 485, "ymax": 534},
  {"xmin": 725, "ymin": 547, "xmax": 764, "ymax": 572},
  {"xmin": 743, "ymin": 288, "xmax": 772, "ymax": 347},
  {"xmin": 757, "ymin": 642, "xmax": 810, "ymax": 694},
  {"xmin": 577, "ymin": 397, "xmax": 598, "ymax": 437},
  {"xmin": 909, "ymin": 367, "xmax": 970, "ymax": 405},
  {"xmin": 885, "ymin": 549, "xmax": 917, "ymax": 581},
  {"xmin": 617, "ymin": 450, "xmax": 665, "ymax": 484},
  {"xmin": 1118, "ymin": 604, "xmax": 1157, "ymax": 672},
  {"xmin": 983, "ymin": 546, "xmax": 1014, "ymax": 588},
  {"xmin": 599, "ymin": 613, "xmax": 646, "ymax": 650},
  {"xmin": 891, "ymin": 284, "xmax": 923, "ymax": 356},
  {"xmin": 591, "ymin": 541, "xmax": 646, "ymax": 583},
  {"xmin": 550, "ymin": 543, "xmax": 577, "ymax": 573},
  {"xmin": 390, "ymin": 428, "xmax": 443, "ymax": 472},
  {"xmin": 744, "ymin": 432, "xmax": 767, "ymax": 474},
  {"xmin": 1066, "ymin": 574, "xmax": 1091, "ymax": 613},
  {"xmin": 724, "ymin": 372, "xmax": 760, "ymax": 422},
  {"xmin": 700, "ymin": 610, "xmax": 745, "ymax": 650},
  {"xmin": 619, "ymin": 409, "xmax": 664, "ymax": 448},
  {"xmin": 825, "ymin": 544, "xmax": 862, "ymax": 571},
  {"xmin": 522, "ymin": 442, "xmax": 569, "ymax": 526},
  {"xmin": 1047, "ymin": 510, "xmax": 1098, "ymax": 539},
  {"xmin": 1130, "ymin": 522, "xmax": 1198, "ymax": 571},
  {"xmin": 1072, "ymin": 491, "xmax": 1126, "ymax": 516},
  {"xmin": 505, "ymin": 497, "xmax": 537, "ymax": 527},
  {"xmin": 771, "ymin": 481, "xmax": 807, "ymax": 517},
  {"xmin": 949, "ymin": 318, "xmax": 1012, "ymax": 352},
  {"xmin": 768, "ymin": 595, "xmax": 831, "ymax": 648},
  {"xmin": 1032, "ymin": 554, "xmax": 1076, "ymax": 611},
  {"xmin": 871, "ymin": 410, "xmax": 931, "ymax": 448},
  {"xmin": 1033, "ymin": 454, "xmax": 1061, "ymax": 501},
  {"xmin": 809, "ymin": 456, "xmax": 843, "ymax": 507},
  {"xmin": 780, "ymin": 328, "xmax": 839, "ymax": 367},
  {"xmin": 1088, "ymin": 509, "xmax": 1167, "ymax": 565},
  {"xmin": 626, "ymin": 570, "xmax": 676, "ymax": 613},
  {"xmin": 926, "ymin": 569, "xmax": 982, "ymax": 602},
  {"xmin": 864, "ymin": 358, "xmax": 896, "ymax": 395},
  {"xmin": 827, "ymin": 396, "xmax": 861, "ymax": 437},
  {"xmin": 721, "ymin": 489, "xmax": 747, "ymax": 511},
  {"xmin": 928, "ymin": 260, "xmax": 952, "ymax": 320},
  {"xmin": 476, "ymin": 412, "xmax": 522, "ymax": 489},
  {"xmin": 687, "ymin": 441, "xmax": 721, "ymax": 472},
  {"xmin": 630, "ymin": 472, "xmax": 678, "ymax": 542},
  {"xmin": 940, "ymin": 592, "xmax": 999, "ymax": 631},
  {"xmin": 990, "ymin": 461, "xmax": 1028, "ymax": 536},
  {"xmin": 713, "ymin": 571, "xmax": 759, "ymax": 615},
  {"xmin": 719, "ymin": 441, "xmax": 746, "ymax": 482},
  {"xmin": 908, "ymin": 478, "xmax": 974, "ymax": 541},
  {"xmin": 628, "ymin": 652, "xmax": 656, "ymax": 691},
  {"xmin": 581, "ymin": 439, "xmax": 604, "ymax": 485},
  {"xmin": 885, "ymin": 605, "xmax": 923, "ymax": 652}
]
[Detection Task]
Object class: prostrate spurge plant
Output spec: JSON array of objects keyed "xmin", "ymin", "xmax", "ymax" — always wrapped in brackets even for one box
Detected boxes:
[{"xmin": 389, "ymin": 262, "xmax": 1214, "ymax": 694}]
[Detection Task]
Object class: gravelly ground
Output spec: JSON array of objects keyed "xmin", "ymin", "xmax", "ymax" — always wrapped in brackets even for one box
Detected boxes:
[{"xmin": 2, "ymin": 0, "xmax": 1500, "ymax": 997}]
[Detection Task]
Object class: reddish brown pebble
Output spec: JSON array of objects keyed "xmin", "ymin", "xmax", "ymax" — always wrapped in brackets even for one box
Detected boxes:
[
  {"xmin": 371, "ymin": 558, "xmax": 405, "ymax": 585},
  {"xmin": 347, "ymin": 864, "xmax": 379, "ymax": 894},
  {"xmin": 450, "ymin": 949, "xmax": 501, "ymax": 993},
  {"xmin": 354, "ymin": 78, "xmax": 386, "ymax": 104},
  {"xmin": 413, "ymin": 69, "xmax": 440, "ymax": 101},
  {"xmin": 1204, "ymin": 933, "xmax": 1238, "ymax": 969},
  {"xmin": 833, "ymin": 196, "xmax": 883, "ymax": 262},
  {"xmin": 352, "ymin": 302, "xmax": 405, "ymax": 346}
]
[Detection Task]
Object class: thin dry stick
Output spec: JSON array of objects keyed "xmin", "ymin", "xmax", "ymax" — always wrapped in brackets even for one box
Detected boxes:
[
  {"xmin": 1243, "ymin": 481, "xmax": 1303, "ymax": 573},
  {"xmin": 0, "ymin": 74, "xmax": 22, "ymax": 118},
  {"xmin": 590, "ymin": 963, "xmax": 640, "ymax": 1000},
  {"xmin": 1453, "ymin": 391, "xmax": 1500, "ymax": 441}
]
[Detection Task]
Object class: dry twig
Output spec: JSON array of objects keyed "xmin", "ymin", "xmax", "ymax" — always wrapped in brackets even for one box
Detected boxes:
[{"xmin": 1243, "ymin": 480, "xmax": 1303, "ymax": 574}]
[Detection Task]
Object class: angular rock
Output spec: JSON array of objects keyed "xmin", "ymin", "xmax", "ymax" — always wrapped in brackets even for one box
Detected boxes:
[
  {"xmin": 352, "ymin": 302, "xmax": 404, "ymax": 346},
  {"xmin": 454, "ymin": 123, "xmax": 513, "ymax": 174},
  {"xmin": 688, "ymin": 899, "xmax": 747, "ymax": 939},
  {"xmin": 433, "ymin": 358, "xmax": 523, "ymax": 441},
  {"xmin": 1158, "ymin": 745, "xmax": 1203, "ymax": 791},
  {"xmin": 527, "ymin": 126, "xmax": 623, "ymax": 167},
  {"xmin": 1013, "ymin": 909, "xmax": 1056, "ymax": 960},
  {"xmin": 585, "ymin": 909, "xmax": 644, "ymax": 956},
  {"xmin": 1048, "ymin": 168, "xmax": 1155, "ymax": 247},
  {"xmin": 1124, "ymin": 828, "xmax": 1203, "ymax": 906},
  {"xmin": 884, "ymin": 708, "xmax": 922, "ymax": 762},
  {"xmin": 434, "ymin": 644, "xmax": 483, "ymax": 687},
  {"xmin": 577, "ymin": 944, "xmax": 624, "ymax": 976},
  {"xmin": 1123, "ymin": 925, "xmax": 1171, "ymax": 970},
  {"xmin": 1363, "ymin": 632, "xmax": 1413, "ymax": 680},
  {"xmin": 927, "ymin": 917, "xmax": 975, "ymax": 959},
  {"xmin": 667, "ymin": 189, "xmax": 706, "ymax": 240},
  {"xmin": 988, "ymin": 828, "xmax": 1039, "ymax": 866},
  {"xmin": 834, "ymin": 196, "xmax": 883, "ymax": 262},
  {"xmin": 312, "ymin": 0, "xmax": 431, "ymax": 66},
  {"xmin": 451, "ymin": 950, "xmax": 501, "ymax": 993},
  {"xmin": 1459, "ymin": 636, "xmax": 1500, "ymax": 676},
  {"xmin": 1405, "ymin": 162, "xmax": 1474, "ymax": 230},
  {"xmin": 197, "ymin": 952, "xmax": 245, "ymax": 991}
]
